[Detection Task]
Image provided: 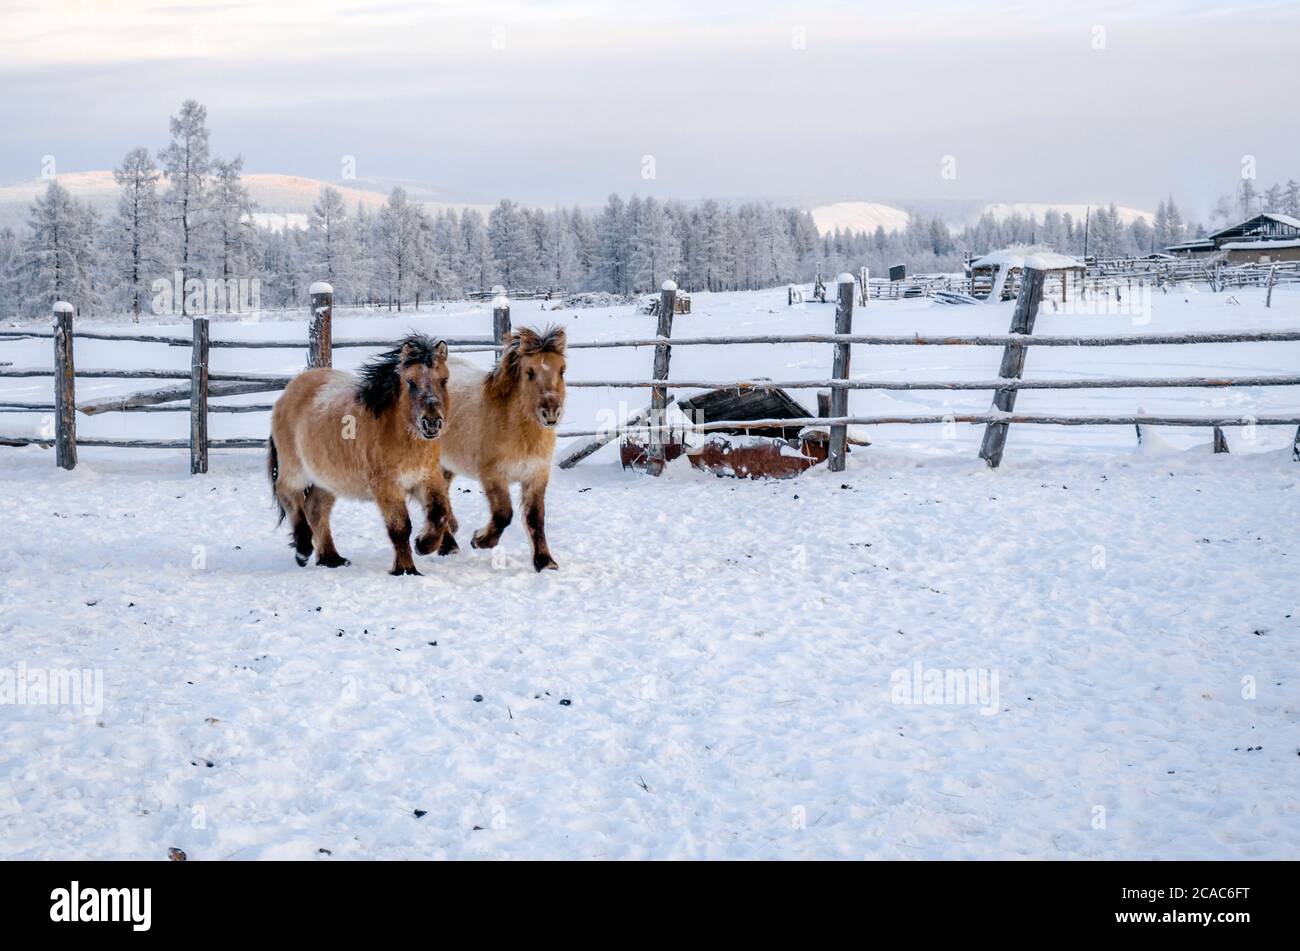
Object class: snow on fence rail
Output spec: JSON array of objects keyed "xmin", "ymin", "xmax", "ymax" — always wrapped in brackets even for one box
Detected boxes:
[{"xmin": 3, "ymin": 268, "xmax": 1300, "ymax": 473}]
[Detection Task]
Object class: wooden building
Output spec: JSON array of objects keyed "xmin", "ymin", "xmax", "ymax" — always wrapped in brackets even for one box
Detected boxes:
[
  {"xmin": 969, "ymin": 248, "xmax": 1085, "ymax": 301},
  {"xmin": 1166, "ymin": 213, "xmax": 1300, "ymax": 262}
]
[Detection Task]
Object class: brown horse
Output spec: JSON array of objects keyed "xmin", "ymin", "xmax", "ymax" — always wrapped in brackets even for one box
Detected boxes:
[
  {"xmin": 268, "ymin": 334, "xmax": 452, "ymax": 575},
  {"xmin": 439, "ymin": 326, "xmax": 566, "ymax": 572}
]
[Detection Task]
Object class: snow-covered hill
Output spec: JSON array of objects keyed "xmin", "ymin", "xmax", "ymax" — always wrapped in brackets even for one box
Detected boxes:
[
  {"xmin": 808, "ymin": 198, "xmax": 1155, "ymax": 236},
  {"xmin": 809, "ymin": 201, "xmax": 912, "ymax": 236},
  {"xmin": 0, "ymin": 171, "xmax": 489, "ymax": 232}
]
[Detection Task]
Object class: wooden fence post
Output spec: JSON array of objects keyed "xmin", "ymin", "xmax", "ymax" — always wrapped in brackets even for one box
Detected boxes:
[
  {"xmin": 492, "ymin": 286, "xmax": 511, "ymax": 363},
  {"xmin": 1212, "ymin": 426, "xmax": 1229, "ymax": 454},
  {"xmin": 52, "ymin": 301, "xmax": 76, "ymax": 470},
  {"xmin": 308, "ymin": 282, "xmax": 333, "ymax": 368},
  {"xmin": 644, "ymin": 280, "xmax": 677, "ymax": 476},
  {"xmin": 829, "ymin": 274, "xmax": 855, "ymax": 472},
  {"xmin": 1265, "ymin": 264, "xmax": 1277, "ymax": 308},
  {"xmin": 190, "ymin": 316, "xmax": 210, "ymax": 474},
  {"xmin": 979, "ymin": 265, "xmax": 1046, "ymax": 469}
]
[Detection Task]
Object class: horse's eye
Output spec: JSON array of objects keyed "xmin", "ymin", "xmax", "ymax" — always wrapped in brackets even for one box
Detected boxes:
[
  {"xmin": 407, "ymin": 380, "xmax": 418, "ymax": 392},
  {"xmin": 526, "ymin": 369, "xmax": 536, "ymax": 381}
]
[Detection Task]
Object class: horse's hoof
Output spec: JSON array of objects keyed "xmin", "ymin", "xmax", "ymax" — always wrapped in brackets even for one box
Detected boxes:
[
  {"xmin": 390, "ymin": 565, "xmax": 422, "ymax": 577},
  {"xmin": 533, "ymin": 553, "xmax": 559, "ymax": 572},
  {"xmin": 438, "ymin": 534, "xmax": 460, "ymax": 556},
  {"xmin": 295, "ymin": 552, "xmax": 310, "ymax": 567},
  {"xmin": 470, "ymin": 532, "xmax": 497, "ymax": 550},
  {"xmin": 317, "ymin": 554, "xmax": 350, "ymax": 568},
  {"xmin": 415, "ymin": 534, "xmax": 439, "ymax": 556}
]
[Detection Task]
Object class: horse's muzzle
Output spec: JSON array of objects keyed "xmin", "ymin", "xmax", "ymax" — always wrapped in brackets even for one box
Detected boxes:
[
  {"xmin": 418, "ymin": 416, "xmax": 444, "ymax": 440},
  {"xmin": 537, "ymin": 407, "xmax": 561, "ymax": 428}
]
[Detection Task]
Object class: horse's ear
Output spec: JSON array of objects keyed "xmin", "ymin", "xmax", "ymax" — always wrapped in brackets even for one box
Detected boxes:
[
  {"xmin": 434, "ymin": 340, "xmax": 448, "ymax": 363},
  {"xmin": 398, "ymin": 342, "xmax": 415, "ymax": 364},
  {"xmin": 550, "ymin": 326, "xmax": 567, "ymax": 353}
]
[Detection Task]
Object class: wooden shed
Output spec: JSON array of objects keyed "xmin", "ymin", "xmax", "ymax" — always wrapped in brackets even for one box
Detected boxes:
[{"xmin": 969, "ymin": 248, "xmax": 1085, "ymax": 302}]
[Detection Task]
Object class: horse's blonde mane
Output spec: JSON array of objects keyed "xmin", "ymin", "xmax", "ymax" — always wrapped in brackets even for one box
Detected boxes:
[{"xmin": 484, "ymin": 325, "xmax": 567, "ymax": 402}]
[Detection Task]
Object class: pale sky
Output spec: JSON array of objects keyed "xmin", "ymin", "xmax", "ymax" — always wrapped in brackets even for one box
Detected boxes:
[{"xmin": 1, "ymin": 0, "xmax": 1296, "ymax": 213}]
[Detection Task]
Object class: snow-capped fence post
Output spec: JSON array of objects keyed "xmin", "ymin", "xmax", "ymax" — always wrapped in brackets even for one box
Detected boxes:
[
  {"xmin": 492, "ymin": 286, "xmax": 511, "ymax": 363},
  {"xmin": 190, "ymin": 316, "xmax": 210, "ymax": 475},
  {"xmin": 979, "ymin": 264, "xmax": 1046, "ymax": 469},
  {"xmin": 644, "ymin": 280, "xmax": 678, "ymax": 476},
  {"xmin": 828, "ymin": 274, "xmax": 856, "ymax": 472},
  {"xmin": 52, "ymin": 301, "xmax": 77, "ymax": 470},
  {"xmin": 308, "ymin": 282, "xmax": 333, "ymax": 368},
  {"xmin": 1265, "ymin": 264, "xmax": 1277, "ymax": 308}
]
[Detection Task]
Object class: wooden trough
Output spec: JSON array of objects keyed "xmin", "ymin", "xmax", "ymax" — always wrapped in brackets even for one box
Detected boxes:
[{"xmin": 620, "ymin": 383, "xmax": 857, "ymax": 479}]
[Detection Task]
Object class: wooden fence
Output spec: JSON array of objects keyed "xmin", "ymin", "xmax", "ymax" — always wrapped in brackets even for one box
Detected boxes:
[{"xmin": 3, "ymin": 269, "xmax": 1300, "ymax": 473}]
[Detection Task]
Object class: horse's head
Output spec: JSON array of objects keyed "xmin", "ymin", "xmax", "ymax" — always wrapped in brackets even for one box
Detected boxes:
[
  {"xmin": 509, "ymin": 326, "xmax": 566, "ymax": 429},
  {"xmin": 397, "ymin": 336, "xmax": 450, "ymax": 440}
]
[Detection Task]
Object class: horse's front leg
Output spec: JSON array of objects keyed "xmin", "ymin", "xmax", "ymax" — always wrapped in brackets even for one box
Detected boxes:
[
  {"xmin": 522, "ymin": 474, "xmax": 558, "ymax": 572},
  {"xmin": 377, "ymin": 489, "xmax": 420, "ymax": 576},
  {"xmin": 470, "ymin": 477, "xmax": 512, "ymax": 551},
  {"xmin": 414, "ymin": 471, "xmax": 456, "ymax": 557}
]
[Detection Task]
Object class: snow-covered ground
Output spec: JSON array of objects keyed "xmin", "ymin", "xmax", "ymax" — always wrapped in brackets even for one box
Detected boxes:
[{"xmin": 1, "ymin": 286, "xmax": 1298, "ymax": 859}]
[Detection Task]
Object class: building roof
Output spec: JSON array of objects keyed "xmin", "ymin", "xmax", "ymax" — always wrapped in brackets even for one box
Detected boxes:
[
  {"xmin": 1208, "ymin": 212, "xmax": 1300, "ymax": 240},
  {"xmin": 970, "ymin": 248, "xmax": 1084, "ymax": 271},
  {"xmin": 1221, "ymin": 238, "xmax": 1300, "ymax": 250}
]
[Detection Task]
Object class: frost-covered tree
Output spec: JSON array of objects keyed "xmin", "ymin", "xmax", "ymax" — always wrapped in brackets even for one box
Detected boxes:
[
  {"xmin": 458, "ymin": 209, "xmax": 496, "ymax": 295},
  {"xmin": 594, "ymin": 194, "xmax": 629, "ymax": 294},
  {"xmin": 105, "ymin": 147, "xmax": 164, "ymax": 320},
  {"xmin": 158, "ymin": 99, "xmax": 212, "ymax": 312},
  {"xmin": 306, "ymin": 186, "xmax": 356, "ymax": 299},
  {"xmin": 376, "ymin": 187, "xmax": 422, "ymax": 309},
  {"xmin": 0, "ymin": 227, "xmax": 21, "ymax": 319},
  {"xmin": 210, "ymin": 157, "xmax": 259, "ymax": 297},
  {"xmin": 1284, "ymin": 181, "xmax": 1300, "ymax": 219},
  {"xmin": 21, "ymin": 180, "xmax": 100, "ymax": 318},
  {"xmin": 487, "ymin": 199, "xmax": 538, "ymax": 290}
]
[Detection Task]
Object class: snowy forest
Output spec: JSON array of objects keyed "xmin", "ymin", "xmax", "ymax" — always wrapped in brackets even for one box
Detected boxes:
[{"xmin": 3, "ymin": 99, "xmax": 1299, "ymax": 320}]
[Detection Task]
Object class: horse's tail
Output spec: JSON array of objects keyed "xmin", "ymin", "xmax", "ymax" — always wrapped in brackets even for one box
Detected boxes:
[{"xmin": 268, "ymin": 435, "xmax": 287, "ymax": 526}]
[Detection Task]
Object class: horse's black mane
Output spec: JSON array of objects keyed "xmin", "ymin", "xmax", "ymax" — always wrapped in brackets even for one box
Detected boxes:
[{"xmin": 356, "ymin": 333, "xmax": 444, "ymax": 416}]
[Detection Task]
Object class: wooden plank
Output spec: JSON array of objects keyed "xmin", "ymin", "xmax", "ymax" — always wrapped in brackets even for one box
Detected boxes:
[
  {"xmin": 550, "ymin": 413, "xmax": 1300, "ymax": 439},
  {"xmin": 562, "ymin": 374, "xmax": 1300, "ymax": 391},
  {"xmin": 644, "ymin": 282, "xmax": 677, "ymax": 476},
  {"xmin": 829, "ymin": 275, "xmax": 855, "ymax": 472},
  {"xmin": 53, "ymin": 302, "xmax": 76, "ymax": 470},
  {"xmin": 190, "ymin": 317, "xmax": 209, "ymax": 474},
  {"xmin": 411, "ymin": 329, "xmax": 1300, "ymax": 354},
  {"xmin": 556, "ymin": 397, "xmax": 678, "ymax": 469},
  {"xmin": 78, "ymin": 379, "xmax": 282, "ymax": 416},
  {"xmin": 979, "ymin": 266, "xmax": 1046, "ymax": 468},
  {"xmin": 308, "ymin": 283, "xmax": 333, "ymax": 368}
]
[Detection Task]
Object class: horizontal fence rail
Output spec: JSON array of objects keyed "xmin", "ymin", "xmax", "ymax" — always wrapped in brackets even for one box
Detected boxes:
[
  {"xmin": 551, "ymin": 413, "xmax": 1300, "ymax": 440},
  {"xmin": 4, "ymin": 270, "xmax": 1300, "ymax": 472},
  {"xmin": 562, "ymin": 375, "xmax": 1300, "ymax": 390}
]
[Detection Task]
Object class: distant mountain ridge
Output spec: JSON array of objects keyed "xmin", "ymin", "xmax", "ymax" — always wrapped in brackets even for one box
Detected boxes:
[{"xmin": 809, "ymin": 199, "xmax": 1155, "ymax": 236}]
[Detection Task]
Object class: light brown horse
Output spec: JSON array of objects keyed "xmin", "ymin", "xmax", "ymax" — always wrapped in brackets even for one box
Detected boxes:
[
  {"xmin": 439, "ymin": 326, "xmax": 566, "ymax": 571},
  {"xmin": 268, "ymin": 334, "xmax": 452, "ymax": 575}
]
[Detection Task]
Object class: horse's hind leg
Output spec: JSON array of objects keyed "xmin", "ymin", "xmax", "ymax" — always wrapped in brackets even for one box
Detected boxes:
[
  {"xmin": 305, "ymin": 488, "xmax": 349, "ymax": 567},
  {"xmin": 275, "ymin": 483, "xmax": 314, "ymax": 567}
]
